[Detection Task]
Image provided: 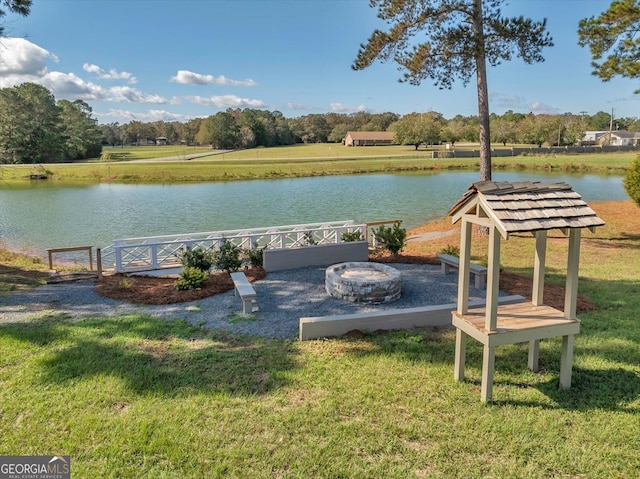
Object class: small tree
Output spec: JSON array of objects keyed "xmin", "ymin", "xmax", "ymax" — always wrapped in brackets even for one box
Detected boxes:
[
  {"xmin": 213, "ymin": 240, "xmax": 243, "ymax": 273},
  {"xmin": 373, "ymin": 222, "xmax": 407, "ymax": 255},
  {"xmin": 624, "ymin": 154, "xmax": 640, "ymax": 207}
]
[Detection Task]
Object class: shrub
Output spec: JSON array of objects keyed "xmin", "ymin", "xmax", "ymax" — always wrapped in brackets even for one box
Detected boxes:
[
  {"xmin": 373, "ymin": 222, "xmax": 407, "ymax": 255},
  {"xmin": 244, "ymin": 247, "xmax": 265, "ymax": 268},
  {"xmin": 302, "ymin": 230, "xmax": 316, "ymax": 246},
  {"xmin": 178, "ymin": 246, "xmax": 214, "ymax": 272},
  {"xmin": 623, "ymin": 154, "xmax": 640, "ymax": 208},
  {"xmin": 341, "ymin": 230, "xmax": 363, "ymax": 242},
  {"xmin": 439, "ymin": 244, "xmax": 460, "ymax": 257},
  {"xmin": 213, "ymin": 240, "xmax": 242, "ymax": 273},
  {"xmin": 174, "ymin": 266, "xmax": 208, "ymax": 291}
]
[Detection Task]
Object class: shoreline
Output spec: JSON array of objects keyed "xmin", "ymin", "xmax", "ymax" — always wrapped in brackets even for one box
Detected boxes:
[{"xmin": 0, "ymin": 200, "xmax": 632, "ymax": 270}]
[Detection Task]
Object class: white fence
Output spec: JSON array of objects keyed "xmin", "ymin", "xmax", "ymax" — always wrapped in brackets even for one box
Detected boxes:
[{"xmin": 99, "ymin": 221, "xmax": 366, "ymax": 273}]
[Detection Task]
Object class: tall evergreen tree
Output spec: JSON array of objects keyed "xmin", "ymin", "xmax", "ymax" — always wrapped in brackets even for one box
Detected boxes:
[
  {"xmin": 579, "ymin": 0, "xmax": 640, "ymax": 91},
  {"xmin": 352, "ymin": 0, "xmax": 553, "ymax": 181}
]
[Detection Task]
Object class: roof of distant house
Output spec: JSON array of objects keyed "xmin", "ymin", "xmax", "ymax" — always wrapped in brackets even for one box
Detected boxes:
[{"xmin": 345, "ymin": 131, "xmax": 395, "ymax": 140}]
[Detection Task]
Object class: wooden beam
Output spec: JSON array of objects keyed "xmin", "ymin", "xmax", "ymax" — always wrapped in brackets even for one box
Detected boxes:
[
  {"xmin": 532, "ymin": 230, "xmax": 547, "ymax": 306},
  {"xmin": 559, "ymin": 335, "xmax": 575, "ymax": 389},
  {"xmin": 454, "ymin": 329, "xmax": 467, "ymax": 381},
  {"xmin": 564, "ymin": 229, "xmax": 582, "ymax": 320},
  {"xmin": 485, "ymin": 227, "xmax": 501, "ymax": 331},
  {"xmin": 457, "ymin": 219, "xmax": 472, "ymax": 315},
  {"xmin": 481, "ymin": 345, "xmax": 496, "ymax": 403}
]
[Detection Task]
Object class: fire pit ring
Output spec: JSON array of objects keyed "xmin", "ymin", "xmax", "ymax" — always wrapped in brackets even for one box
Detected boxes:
[{"xmin": 325, "ymin": 262, "xmax": 402, "ymax": 304}]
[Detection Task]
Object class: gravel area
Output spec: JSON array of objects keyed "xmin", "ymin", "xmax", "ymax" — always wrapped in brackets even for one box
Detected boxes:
[{"xmin": 0, "ymin": 264, "xmax": 494, "ymax": 339}]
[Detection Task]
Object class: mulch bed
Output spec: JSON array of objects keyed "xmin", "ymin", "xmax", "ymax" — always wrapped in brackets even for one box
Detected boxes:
[
  {"xmin": 95, "ymin": 267, "xmax": 265, "ymax": 305},
  {"xmin": 94, "ymin": 254, "xmax": 595, "ymax": 313}
]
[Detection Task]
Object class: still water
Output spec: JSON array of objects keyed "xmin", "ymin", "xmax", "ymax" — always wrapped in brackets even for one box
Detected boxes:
[{"xmin": 0, "ymin": 171, "xmax": 628, "ymax": 255}]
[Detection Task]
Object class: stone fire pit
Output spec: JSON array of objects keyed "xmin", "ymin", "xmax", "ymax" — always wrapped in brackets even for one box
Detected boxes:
[{"xmin": 325, "ymin": 262, "xmax": 402, "ymax": 304}]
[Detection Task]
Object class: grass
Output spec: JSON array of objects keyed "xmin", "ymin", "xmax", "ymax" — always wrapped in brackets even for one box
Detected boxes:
[
  {"xmin": 1, "ymin": 201, "xmax": 639, "ymax": 477},
  {"xmin": 0, "ymin": 144, "xmax": 634, "ymax": 183}
]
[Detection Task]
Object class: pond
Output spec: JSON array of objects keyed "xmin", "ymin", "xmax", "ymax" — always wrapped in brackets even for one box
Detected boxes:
[{"xmin": 0, "ymin": 170, "xmax": 628, "ymax": 256}]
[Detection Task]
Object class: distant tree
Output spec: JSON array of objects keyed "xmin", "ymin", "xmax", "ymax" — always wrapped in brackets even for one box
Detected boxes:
[
  {"xmin": 589, "ymin": 111, "xmax": 613, "ymax": 130},
  {"xmin": 100, "ymin": 122, "xmax": 122, "ymax": 147},
  {"xmin": 0, "ymin": 83, "xmax": 63, "ymax": 163},
  {"xmin": 623, "ymin": 154, "xmax": 640, "ymax": 207},
  {"xmin": 490, "ymin": 117, "xmax": 517, "ymax": 146},
  {"xmin": 328, "ymin": 124, "xmax": 349, "ymax": 143},
  {"xmin": 353, "ymin": 0, "xmax": 553, "ymax": 181},
  {"xmin": 517, "ymin": 114, "xmax": 559, "ymax": 147},
  {"xmin": 564, "ymin": 115, "xmax": 590, "ymax": 146},
  {"xmin": 203, "ymin": 111, "xmax": 238, "ymax": 149},
  {"xmin": 392, "ymin": 112, "xmax": 444, "ymax": 149},
  {"xmin": 0, "ymin": 0, "xmax": 31, "ymax": 37},
  {"xmin": 578, "ymin": 0, "xmax": 640, "ymax": 92},
  {"xmin": 57, "ymin": 99, "xmax": 102, "ymax": 160}
]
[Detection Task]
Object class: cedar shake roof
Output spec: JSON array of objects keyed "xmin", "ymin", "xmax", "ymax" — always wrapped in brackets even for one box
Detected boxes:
[
  {"xmin": 448, "ymin": 181, "xmax": 605, "ymax": 238},
  {"xmin": 345, "ymin": 131, "xmax": 395, "ymax": 140}
]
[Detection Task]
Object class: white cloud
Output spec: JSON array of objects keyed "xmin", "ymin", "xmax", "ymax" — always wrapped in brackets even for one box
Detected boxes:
[
  {"xmin": 287, "ymin": 102, "xmax": 316, "ymax": 111},
  {"xmin": 108, "ymin": 86, "xmax": 167, "ymax": 104},
  {"xmin": 0, "ymin": 37, "xmax": 57, "ymax": 87},
  {"xmin": 101, "ymin": 108, "xmax": 190, "ymax": 122},
  {"xmin": 83, "ymin": 63, "xmax": 137, "ymax": 84},
  {"xmin": 527, "ymin": 101, "xmax": 560, "ymax": 115},
  {"xmin": 41, "ymin": 71, "xmax": 106, "ymax": 100},
  {"xmin": 171, "ymin": 70, "xmax": 257, "ymax": 87},
  {"xmin": 490, "ymin": 92, "xmax": 560, "ymax": 114},
  {"xmin": 329, "ymin": 102, "xmax": 368, "ymax": 113},
  {"xmin": 185, "ymin": 95, "xmax": 267, "ymax": 108}
]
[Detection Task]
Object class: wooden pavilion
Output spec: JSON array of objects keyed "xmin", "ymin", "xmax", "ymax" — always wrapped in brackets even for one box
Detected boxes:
[{"xmin": 447, "ymin": 181, "xmax": 605, "ymax": 402}]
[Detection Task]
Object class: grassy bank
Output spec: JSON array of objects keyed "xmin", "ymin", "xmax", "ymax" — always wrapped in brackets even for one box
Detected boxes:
[
  {"xmin": 0, "ymin": 144, "xmax": 634, "ymax": 183},
  {"xmin": 0, "ymin": 201, "xmax": 638, "ymax": 477}
]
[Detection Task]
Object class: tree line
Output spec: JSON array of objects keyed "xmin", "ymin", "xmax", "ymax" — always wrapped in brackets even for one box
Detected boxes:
[
  {"xmin": 3, "ymin": 81, "xmax": 639, "ymax": 165},
  {"xmin": 0, "ymin": 83, "xmax": 102, "ymax": 164},
  {"xmin": 101, "ymin": 108, "xmax": 640, "ymax": 152}
]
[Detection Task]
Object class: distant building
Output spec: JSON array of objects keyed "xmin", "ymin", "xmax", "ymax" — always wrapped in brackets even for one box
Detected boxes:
[
  {"xmin": 344, "ymin": 131, "xmax": 395, "ymax": 146},
  {"xmin": 582, "ymin": 130, "xmax": 640, "ymax": 146},
  {"xmin": 156, "ymin": 137, "xmax": 168, "ymax": 146}
]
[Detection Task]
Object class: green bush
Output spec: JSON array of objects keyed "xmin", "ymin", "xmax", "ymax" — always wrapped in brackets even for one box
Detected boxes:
[
  {"xmin": 213, "ymin": 240, "xmax": 243, "ymax": 273},
  {"xmin": 623, "ymin": 154, "xmax": 640, "ymax": 208},
  {"xmin": 174, "ymin": 266, "xmax": 208, "ymax": 291},
  {"xmin": 244, "ymin": 247, "xmax": 265, "ymax": 268},
  {"xmin": 373, "ymin": 222, "xmax": 407, "ymax": 255},
  {"xmin": 178, "ymin": 246, "xmax": 214, "ymax": 272},
  {"xmin": 439, "ymin": 244, "xmax": 460, "ymax": 257},
  {"xmin": 341, "ymin": 230, "xmax": 363, "ymax": 242},
  {"xmin": 302, "ymin": 230, "xmax": 316, "ymax": 246}
]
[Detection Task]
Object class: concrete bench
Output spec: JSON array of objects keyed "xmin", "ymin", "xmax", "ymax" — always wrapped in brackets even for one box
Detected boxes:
[
  {"xmin": 437, "ymin": 253, "xmax": 487, "ymax": 289},
  {"xmin": 230, "ymin": 272, "xmax": 258, "ymax": 314}
]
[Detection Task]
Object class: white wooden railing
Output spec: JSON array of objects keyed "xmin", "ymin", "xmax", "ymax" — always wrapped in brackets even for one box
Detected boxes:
[{"xmin": 99, "ymin": 221, "xmax": 366, "ymax": 273}]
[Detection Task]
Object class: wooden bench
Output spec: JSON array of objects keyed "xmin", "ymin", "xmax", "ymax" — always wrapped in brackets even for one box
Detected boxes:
[
  {"xmin": 437, "ymin": 253, "xmax": 487, "ymax": 289},
  {"xmin": 230, "ymin": 272, "xmax": 258, "ymax": 315}
]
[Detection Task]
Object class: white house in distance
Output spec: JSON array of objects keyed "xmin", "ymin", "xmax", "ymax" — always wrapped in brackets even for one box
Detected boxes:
[
  {"xmin": 582, "ymin": 130, "xmax": 640, "ymax": 146},
  {"xmin": 344, "ymin": 131, "xmax": 395, "ymax": 146}
]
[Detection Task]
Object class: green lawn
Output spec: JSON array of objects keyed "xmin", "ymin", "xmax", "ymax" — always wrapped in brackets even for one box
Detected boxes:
[
  {"xmin": 1, "ymin": 201, "xmax": 638, "ymax": 478},
  {"xmin": 0, "ymin": 144, "xmax": 634, "ymax": 184}
]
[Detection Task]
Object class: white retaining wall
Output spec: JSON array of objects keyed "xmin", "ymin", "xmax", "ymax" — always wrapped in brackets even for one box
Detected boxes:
[
  {"xmin": 299, "ymin": 295, "xmax": 525, "ymax": 340},
  {"xmin": 263, "ymin": 241, "xmax": 369, "ymax": 272}
]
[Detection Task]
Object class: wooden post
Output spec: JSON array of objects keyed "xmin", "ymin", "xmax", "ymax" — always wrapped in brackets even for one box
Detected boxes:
[
  {"xmin": 485, "ymin": 227, "xmax": 501, "ymax": 332},
  {"xmin": 559, "ymin": 334, "xmax": 575, "ymax": 389},
  {"xmin": 528, "ymin": 340, "xmax": 540, "ymax": 372},
  {"xmin": 457, "ymin": 219, "xmax": 472, "ymax": 315},
  {"xmin": 565, "ymin": 229, "xmax": 582, "ymax": 320},
  {"xmin": 532, "ymin": 230, "xmax": 547, "ymax": 306},
  {"xmin": 454, "ymin": 329, "xmax": 467, "ymax": 382},
  {"xmin": 481, "ymin": 344, "xmax": 496, "ymax": 403},
  {"xmin": 96, "ymin": 248, "xmax": 103, "ymax": 279}
]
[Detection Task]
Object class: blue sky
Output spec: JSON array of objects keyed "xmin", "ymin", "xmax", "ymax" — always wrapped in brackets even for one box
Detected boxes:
[{"xmin": 1, "ymin": 0, "xmax": 638, "ymax": 125}]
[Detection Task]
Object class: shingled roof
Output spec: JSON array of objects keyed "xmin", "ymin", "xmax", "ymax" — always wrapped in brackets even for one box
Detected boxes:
[{"xmin": 448, "ymin": 181, "xmax": 605, "ymax": 238}]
